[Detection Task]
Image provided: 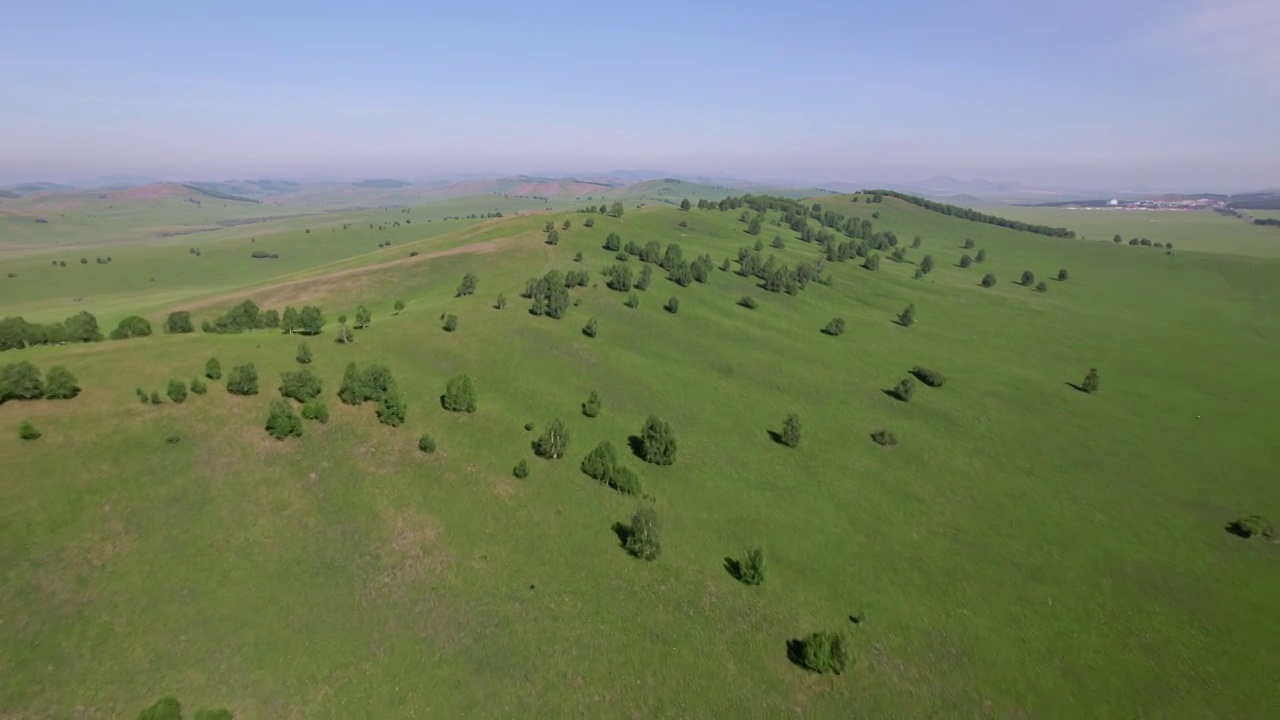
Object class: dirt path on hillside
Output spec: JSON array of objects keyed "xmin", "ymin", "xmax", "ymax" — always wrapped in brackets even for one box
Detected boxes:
[{"xmin": 185, "ymin": 238, "xmax": 502, "ymax": 313}]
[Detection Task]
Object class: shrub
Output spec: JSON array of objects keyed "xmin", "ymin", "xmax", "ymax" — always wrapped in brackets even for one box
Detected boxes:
[
  {"xmin": 280, "ymin": 368, "xmax": 322, "ymax": 402},
  {"xmin": 919, "ymin": 254, "xmax": 934, "ymax": 274},
  {"xmin": 110, "ymin": 315, "xmax": 152, "ymax": 340},
  {"xmin": 871, "ymin": 429, "xmax": 898, "ymax": 446},
  {"xmin": 44, "ymin": 365, "xmax": 79, "ymax": 399},
  {"xmin": 1057, "ymin": 268, "xmax": 1069, "ymax": 281},
  {"xmin": 164, "ymin": 311, "xmax": 194, "ymax": 334},
  {"xmin": 19, "ymin": 421, "xmax": 40, "ymax": 440},
  {"xmin": 443, "ymin": 314, "xmax": 458, "ymax": 332},
  {"xmin": 296, "ymin": 342, "xmax": 312, "ymax": 364},
  {"xmin": 166, "ymin": 379, "xmax": 187, "ymax": 404},
  {"xmin": 376, "ymin": 390, "xmax": 407, "ymax": 426},
  {"xmin": 737, "ymin": 547, "xmax": 766, "ymax": 585},
  {"xmin": 442, "ymin": 374, "xmax": 477, "ymax": 412},
  {"xmin": 797, "ymin": 631, "xmax": 850, "ymax": 674},
  {"xmin": 1082, "ymin": 367, "xmax": 1100, "ymax": 393},
  {"xmin": 780, "ymin": 414, "xmax": 801, "ymax": 448},
  {"xmin": 1020, "ymin": 270, "xmax": 1036, "ymax": 286},
  {"xmin": 897, "ymin": 303, "xmax": 916, "ymax": 327},
  {"xmin": 959, "ymin": 254, "xmax": 972, "ymax": 268},
  {"xmin": 910, "ymin": 367, "xmax": 946, "ymax": 387},
  {"xmin": 582, "ymin": 389, "xmax": 601, "ymax": 417},
  {"xmin": 890, "ymin": 247, "xmax": 906, "ymax": 263},
  {"xmin": 1228, "ymin": 515, "xmax": 1275, "ymax": 540},
  {"xmin": 300, "ymin": 398, "xmax": 329, "ymax": 423},
  {"xmin": 393, "ymin": 299, "xmax": 405, "ymax": 314},
  {"xmin": 513, "ymin": 459, "xmax": 529, "ymax": 478},
  {"xmin": 1035, "ymin": 281, "xmax": 1048, "ymax": 293},
  {"xmin": 892, "ymin": 377, "xmax": 916, "ymax": 401},
  {"xmin": 626, "ymin": 293, "xmax": 639, "ymax": 309},
  {"xmin": 964, "ymin": 238, "xmax": 975, "ymax": 249},
  {"xmin": 534, "ymin": 418, "xmax": 569, "ymax": 459},
  {"xmin": 607, "ymin": 466, "xmax": 642, "ymax": 496},
  {"xmin": 205, "ymin": 357, "xmax": 221, "ymax": 380},
  {"xmin": 738, "ymin": 296, "xmax": 758, "ymax": 309},
  {"xmin": 581, "ymin": 440, "xmax": 619, "ymax": 481},
  {"xmin": 133, "ymin": 696, "xmax": 183, "ymax": 720},
  {"xmin": 665, "ymin": 297, "xmax": 680, "ymax": 314},
  {"xmin": 226, "ymin": 363, "xmax": 259, "ymax": 396},
  {"xmin": 190, "ymin": 378, "xmax": 207, "ymax": 395},
  {"xmin": 574, "ymin": 251, "xmax": 583, "ymax": 262},
  {"xmin": 1, "ymin": 361, "xmax": 44, "ymax": 401},
  {"xmin": 265, "ymin": 399, "xmax": 302, "ymax": 439},
  {"xmin": 823, "ymin": 318, "xmax": 846, "ymax": 336},
  {"xmin": 604, "ymin": 232, "xmax": 621, "ymax": 251},
  {"xmin": 583, "ymin": 317, "xmax": 598, "ymax": 338},
  {"xmin": 495, "ymin": 293, "xmax": 506, "ymax": 310},
  {"xmin": 863, "ymin": 253, "xmax": 881, "ymax": 271},
  {"xmin": 625, "ymin": 507, "xmax": 661, "ymax": 560},
  {"xmin": 150, "ymin": 391, "xmax": 164, "ymax": 405},
  {"xmin": 456, "ymin": 272, "xmax": 478, "ymax": 296},
  {"xmin": 975, "ymin": 248, "xmax": 987, "ymax": 262},
  {"xmin": 418, "ymin": 434, "xmax": 437, "ymax": 454},
  {"xmin": 639, "ymin": 415, "xmax": 677, "ymax": 465},
  {"xmin": 980, "ymin": 273, "xmax": 997, "ymax": 288}
]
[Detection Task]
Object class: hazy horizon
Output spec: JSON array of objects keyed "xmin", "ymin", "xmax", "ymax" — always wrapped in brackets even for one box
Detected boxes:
[{"xmin": 2, "ymin": 0, "xmax": 1277, "ymax": 192}]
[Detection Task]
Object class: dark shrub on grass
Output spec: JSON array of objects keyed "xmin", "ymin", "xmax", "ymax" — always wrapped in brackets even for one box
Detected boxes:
[
  {"xmin": 418, "ymin": 434, "xmax": 437, "ymax": 454},
  {"xmin": 863, "ymin": 254, "xmax": 880, "ymax": 271},
  {"xmin": 780, "ymin": 414, "xmax": 801, "ymax": 448},
  {"xmin": 798, "ymin": 631, "xmax": 850, "ymax": 674},
  {"xmin": 1020, "ymin": 270, "xmax": 1036, "ymax": 286},
  {"xmin": 534, "ymin": 418, "xmax": 569, "ymax": 459},
  {"xmin": 296, "ymin": 342, "xmax": 312, "ymax": 364},
  {"xmin": 443, "ymin": 314, "xmax": 458, "ymax": 332},
  {"xmin": 110, "ymin": 315, "xmax": 152, "ymax": 340},
  {"xmin": 19, "ymin": 420, "xmax": 40, "ymax": 440},
  {"xmin": 280, "ymin": 368, "xmax": 322, "ymax": 403},
  {"xmin": 226, "ymin": 363, "xmax": 258, "ymax": 396},
  {"xmin": 1057, "ymin": 268, "xmax": 1069, "ymax": 281},
  {"xmin": 1, "ymin": 361, "xmax": 44, "ymax": 401},
  {"xmin": 625, "ymin": 507, "xmax": 660, "ymax": 560},
  {"xmin": 639, "ymin": 415, "xmax": 677, "ymax": 465},
  {"xmin": 871, "ymin": 429, "xmax": 898, "ymax": 446},
  {"xmin": 823, "ymin": 318, "xmax": 846, "ymax": 336},
  {"xmin": 910, "ymin": 367, "xmax": 945, "ymax": 387},
  {"xmin": 581, "ymin": 440, "xmax": 619, "ymax": 481},
  {"xmin": 959, "ymin": 254, "xmax": 973, "ymax": 268},
  {"xmin": 898, "ymin": 303, "xmax": 916, "ymax": 327},
  {"xmin": 892, "ymin": 377, "xmax": 916, "ymax": 401},
  {"xmin": 583, "ymin": 317, "xmax": 598, "ymax": 338},
  {"xmin": 190, "ymin": 378, "xmax": 207, "ymax": 395},
  {"xmin": 164, "ymin": 311, "xmax": 194, "ymax": 334},
  {"xmin": 205, "ymin": 357, "xmax": 221, "ymax": 380},
  {"xmin": 301, "ymin": 398, "xmax": 329, "ymax": 423},
  {"xmin": 167, "ymin": 379, "xmax": 187, "ymax": 404},
  {"xmin": 737, "ymin": 547, "xmax": 765, "ymax": 585},
  {"xmin": 582, "ymin": 389, "xmax": 601, "ymax": 417},
  {"xmin": 44, "ymin": 365, "xmax": 79, "ymax": 399},
  {"xmin": 666, "ymin": 296, "xmax": 679, "ymax": 314},
  {"xmin": 963, "ymin": 238, "xmax": 975, "ymax": 249},
  {"xmin": 1035, "ymin": 281, "xmax": 1048, "ymax": 293},
  {"xmin": 513, "ymin": 459, "xmax": 529, "ymax": 478},
  {"xmin": 150, "ymin": 390, "xmax": 164, "ymax": 405},
  {"xmin": 1082, "ymin": 367, "xmax": 1100, "ymax": 393},
  {"xmin": 1227, "ymin": 515, "xmax": 1275, "ymax": 540},
  {"xmin": 975, "ymin": 248, "xmax": 987, "ymax": 262},
  {"xmin": 738, "ymin": 296, "xmax": 758, "ymax": 309},
  {"xmin": 981, "ymin": 273, "xmax": 997, "ymax": 288},
  {"xmin": 265, "ymin": 399, "xmax": 302, "ymax": 439},
  {"xmin": 376, "ymin": 390, "xmax": 407, "ymax": 427},
  {"xmin": 443, "ymin": 374, "xmax": 477, "ymax": 412}
]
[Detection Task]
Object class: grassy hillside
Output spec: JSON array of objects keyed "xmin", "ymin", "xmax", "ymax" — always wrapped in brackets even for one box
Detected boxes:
[{"xmin": 1, "ymin": 196, "xmax": 1277, "ymax": 718}]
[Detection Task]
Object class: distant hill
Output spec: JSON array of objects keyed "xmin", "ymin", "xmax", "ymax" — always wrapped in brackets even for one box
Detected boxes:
[{"xmin": 353, "ymin": 179, "xmax": 413, "ymax": 189}]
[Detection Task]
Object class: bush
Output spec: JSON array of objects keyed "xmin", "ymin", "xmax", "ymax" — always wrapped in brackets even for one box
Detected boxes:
[
  {"xmin": 442, "ymin": 374, "xmax": 477, "ymax": 412},
  {"xmin": 897, "ymin": 303, "xmax": 916, "ymax": 327},
  {"xmin": 150, "ymin": 391, "xmax": 163, "ymax": 405},
  {"xmin": 1, "ymin": 361, "xmax": 44, "ymax": 401},
  {"xmin": 639, "ymin": 415, "xmax": 677, "ymax": 465},
  {"xmin": 665, "ymin": 296, "xmax": 680, "ymax": 314},
  {"xmin": 871, "ymin": 428, "xmax": 898, "ymax": 446},
  {"xmin": 534, "ymin": 418, "xmax": 569, "ymax": 459},
  {"xmin": 604, "ymin": 232, "xmax": 621, "ymax": 251},
  {"xmin": 1228, "ymin": 515, "xmax": 1275, "ymax": 540},
  {"xmin": 975, "ymin": 249, "xmax": 987, "ymax": 262},
  {"xmin": 110, "ymin": 315, "xmax": 152, "ymax": 340},
  {"xmin": 823, "ymin": 318, "xmax": 846, "ymax": 336},
  {"xmin": 980, "ymin": 273, "xmax": 997, "ymax": 288},
  {"xmin": 301, "ymin": 398, "xmax": 329, "ymax": 423},
  {"xmin": 296, "ymin": 342, "xmax": 312, "ymax": 364},
  {"xmin": 779, "ymin": 414, "xmax": 801, "ymax": 448},
  {"xmin": 376, "ymin": 390, "xmax": 407, "ymax": 426},
  {"xmin": 226, "ymin": 363, "xmax": 259, "ymax": 396},
  {"xmin": 583, "ymin": 317, "xmax": 598, "ymax": 338},
  {"xmin": 44, "ymin": 365, "xmax": 79, "ymax": 399},
  {"xmin": 625, "ymin": 507, "xmax": 660, "ymax": 560},
  {"xmin": 265, "ymin": 399, "xmax": 302, "ymax": 439},
  {"xmin": 738, "ymin": 296, "xmax": 758, "ymax": 309},
  {"xmin": 418, "ymin": 434, "xmax": 437, "ymax": 454},
  {"xmin": 164, "ymin": 311, "xmax": 194, "ymax": 334},
  {"xmin": 205, "ymin": 357, "xmax": 221, "ymax": 380},
  {"xmin": 1020, "ymin": 270, "xmax": 1036, "ymax": 286},
  {"xmin": 167, "ymin": 379, "xmax": 187, "ymax": 404},
  {"xmin": 443, "ymin": 314, "xmax": 458, "ymax": 332},
  {"xmin": 19, "ymin": 420, "xmax": 40, "ymax": 440},
  {"xmin": 513, "ymin": 459, "xmax": 529, "ymax": 478},
  {"xmin": 456, "ymin": 272, "xmax": 478, "ymax": 296},
  {"xmin": 863, "ymin": 254, "xmax": 880, "ymax": 271},
  {"xmin": 797, "ymin": 631, "xmax": 850, "ymax": 674},
  {"xmin": 582, "ymin": 389, "xmax": 601, "ymax": 417},
  {"xmin": 1034, "ymin": 281, "xmax": 1048, "ymax": 293},
  {"xmin": 1082, "ymin": 367, "xmax": 1100, "ymax": 393},
  {"xmin": 910, "ymin": 367, "xmax": 946, "ymax": 387},
  {"xmin": 963, "ymin": 238, "xmax": 975, "ymax": 249},
  {"xmin": 892, "ymin": 377, "xmax": 916, "ymax": 401},
  {"xmin": 626, "ymin": 293, "xmax": 639, "ymax": 309},
  {"xmin": 959, "ymin": 254, "xmax": 972, "ymax": 268},
  {"xmin": 280, "ymin": 368, "xmax": 322, "ymax": 402},
  {"xmin": 581, "ymin": 440, "xmax": 619, "ymax": 481},
  {"xmin": 495, "ymin": 293, "xmax": 506, "ymax": 310},
  {"xmin": 1057, "ymin": 268, "xmax": 1069, "ymax": 281},
  {"xmin": 190, "ymin": 378, "xmax": 207, "ymax": 395},
  {"xmin": 737, "ymin": 547, "xmax": 766, "ymax": 585}
]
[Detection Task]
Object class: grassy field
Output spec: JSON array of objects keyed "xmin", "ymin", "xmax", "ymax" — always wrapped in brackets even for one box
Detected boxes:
[
  {"xmin": 982, "ymin": 204, "xmax": 1280, "ymax": 258},
  {"xmin": 2, "ymin": 196, "xmax": 1278, "ymax": 718}
]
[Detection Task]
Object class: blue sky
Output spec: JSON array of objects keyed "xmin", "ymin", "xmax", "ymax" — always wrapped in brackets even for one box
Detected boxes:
[{"xmin": 1, "ymin": 0, "xmax": 1276, "ymax": 189}]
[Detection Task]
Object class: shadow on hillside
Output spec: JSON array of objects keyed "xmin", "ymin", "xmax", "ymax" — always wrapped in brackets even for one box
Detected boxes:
[
  {"xmin": 611, "ymin": 521, "xmax": 632, "ymax": 548},
  {"xmin": 1064, "ymin": 382, "xmax": 1089, "ymax": 393},
  {"xmin": 766, "ymin": 429, "xmax": 786, "ymax": 446},
  {"xmin": 626, "ymin": 435, "xmax": 645, "ymax": 460},
  {"xmin": 1224, "ymin": 521, "xmax": 1253, "ymax": 539},
  {"xmin": 881, "ymin": 388, "xmax": 908, "ymax": 402},
  {"xmin": 785, "ymin": 639, "xmax": 811, "ymax": 671},
  {"xmin": 723, "ymin": 557, "xmax": 743, "ymax": 581}
]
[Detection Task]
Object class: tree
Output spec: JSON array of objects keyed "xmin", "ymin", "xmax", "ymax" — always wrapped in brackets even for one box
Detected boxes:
[
  {"xmin": 574, "ymin": 251, "xmax": 583, "ymax": 262},
  {"xmin": 898, "ymin": 303, "xmax": 916, "ymax": 327},
  {"xmin": 513, "ymin": 459, "xmax": 529, "ymax": 478},
  {"xmin": 110, "ymin": 315, "xmax": 152, "ymax": 340},
  {"xmin": 376, "ymin": 389, "xmax": 407, "ymax": 426},
  {"xmin": 779, "ymin": 414, "xmax": 802, "ymax": 448},
  {"xmin": 609, "ymin": 201, "xmax": 624, "ymax": 218},
  {"xmin": 18, "ymin": 421, "xmax": 40, "ymax": 440},
  {"xmin": 338, "ymin": 363, "xmax": 365, "ymax": 404},
  {"xmin": 544, "ymin": 220, "xmax": 554, "ymax": 232},
  {"xmin": 456, "ymin": 272, "xmax": 478, "ymax": 297},
  {"xmin": 562, "ymin": 219, "xmax": 571, "ymax": 230},
  {"xmin": 680, "ymin": 198, "xmax": 692, "ymax": 211},
  {"xmin": 893, "ymin": 377, "xmax": 916, "ymax": 401},
  {"xmin": 280, "ymin": 368, "xmax": 322, "ymax": 403},
  {"xmin": 639, "ymin": 415, "xmax": 676, "ymax": 465},
  {"xmin": 443, "ymin": 374, "xmax": 477, "ymax": 412},
  {"xmin": 582, "ymin": 389, "xmax": 601, "ymax": 417},
  {"xmin": 737, "ymin": 547, "xmax": 765, "ymax": 585},
  {"xmin": 605, "ymin": 232, "xmax": 622, "ymax": 251},
  {"xmin": 584, "ymin": 217, "xmax": 594, "ymax": 228},
  {"xmin": 823, "ymin": 318, "xmax": 846, "ymax": 336},
  {"xmin": 919, "ymin": 254, "xmax": 934, "ymax": 274},
  {"xmin": 534, "ymin": 418, "xmax": 569, "ymax": 459},
  {"xmin": 226, "ymin": 363, "xmax": 259, "ymax": 396},
  {"xmin": 393, "ymin": 299, "xmax": 405, "ymax": 315},
  {"xmin": 798, "ymin": 631, "xmax": 850, "ymax": 674},
  {"xmin": 547, "ymin": 229, "xmax": 560, "ymax": 245},
  {"xmin": 626, "ymin": 293, "xmax": 639, "ymax": 309},
  {"xmin": 581, "ymin": 440, "xmax": 619, "ymax": 481},
  {"xmin": 981, "ymin": 273, "xmax": 997, "ymax": 288},
  {"xmin": 964, "ymin": 238, "xmax": 975, "ymax": 249},
  {"xmin": 753, "ymin": 238, "xmax": 763, "ymax": 252},
  {"xmin": 1020, "ymin": 270, "xmax": 1035, "ymax": 286},
  {"xmin": 636, "ymin": 264, "xmax": 652, "ymax": 290},
  {"xmin": 261, "ymin": 309, "xmax": 279, "ymax": 329},
  {"xmin": 912, "ymin": 235, "xmax": 922, "ymax": 249},
  {"xmin": 336, "ymin": 314, "xmax": 352, "ymax": 344},
  {"xmin": 583, "ymin": 317, "xmax": 598, "ymax": 338},
  {"xmin": 890, "ymin": 247, "xmax": 906, "ymax": 263},
  {"xmin": 1082, "ymin": 367, "xmax": 1100, "ymax": 393},
  {"xmin": 747, "ymin": 217, "xmax": 762, "ymax": 235},
  {"xmin": 1113, "ymin": 234, "xmax": 1123, "ymax": 244},
  {"xmin": 265, "ymin": 399, "xmax": 302, "ymax": 439},
  {"xmin": 1057, "ymin": 268, "xmax": 1069, "ymax": 281},
  {"xmin": 959, "ymin": 254, "xmax": 973, "ymax": 268},
  {"xmin": 738, "ymin": 296, "xmax": 758, "ymax": 309},
  {"xmin": 64, "ymin": 311, "xmax": 103, "ymax": 342},
  {"xmin": 205, "ymin": 357, "xmax": 221, "ymax": 380},
  {"xmin": 1035, "ymin": 281, "xmax": 1048, "ymax": 293},
  {"xmin": 164, "ymin": 311, "xmax": 194, "ymax": 334},
  {"xmin": 298, "ymin": 306, "xmax": 324, "ymax": 334},
  {"xmin": 1, "ymin": 361, "xmax": 43, "ymax": 401},
  {"xmin": 301, "ymin": 398, "xmax": 329, "ymax": 422},
  {"xmin": 975, "ymin": 248, "xmax": 987, "ymax": 263},
  {"xmin": 167, "ymin": 379, "xmax": 187, "ymax": 404},
  {"xmin": 625, "ymin": 507, "xmax": 660, "ymax": 560},
  {"xmin": 666, "ymin": 296, "xmax": 680, "ymax": 314},
  {"xmin": 134, "ymin": 696, "xmax": 182, "ymax": 720},
  {"xmin": 44, "ymin": 365, "xmax": 79, "ymax": 399},
  {"xmin": 863, "ymin": 254, "xmax": 880, "ymax": 271},
  {"xmin": 354, "ymin": 305, "xmax": 371, "ymax": 329},
  {"xmin": 418, "ymin": 434, "xmax": 437, "ymax": 453},
  {"xmin": 443, "ymin": 314, "xmax": 458, "ymax": 332},
  {"xmin": 190, "ymin": 378, "xmax": 207, "ymax": 395}
]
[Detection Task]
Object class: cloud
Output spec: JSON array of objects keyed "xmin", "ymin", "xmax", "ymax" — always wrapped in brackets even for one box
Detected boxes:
[{"xmin": 1145, "ymin": 0, "xmax": 1280, "ymax": 91}]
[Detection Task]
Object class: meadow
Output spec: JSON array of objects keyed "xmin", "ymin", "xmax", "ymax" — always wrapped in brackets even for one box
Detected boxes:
[{"xmin": 1, "ymin": 193, "xmax": 1277, "ymax": 718}]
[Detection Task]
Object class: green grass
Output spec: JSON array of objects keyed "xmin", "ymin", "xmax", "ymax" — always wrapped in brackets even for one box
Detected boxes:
[{"xmin": 1, "ymin": 196, "xmax": 1278, "ymax": 718}]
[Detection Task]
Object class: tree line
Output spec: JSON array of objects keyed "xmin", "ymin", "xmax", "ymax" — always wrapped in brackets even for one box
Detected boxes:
[{"xmin": 867, "ymin": 190, "xmax": 1076, "ymax": 238}]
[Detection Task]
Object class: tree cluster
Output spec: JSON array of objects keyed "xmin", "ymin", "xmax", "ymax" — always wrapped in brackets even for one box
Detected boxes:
[
  {"xmin": 523, "ymin": 270, "xmax": 572, "ymax": 318},
  {"xmin": 867, "ymin": 190, "xmax": 1076, "ymax": 238},
  {"xmin": 442, "ymin": 374, "xmax": 477, "ymax": 413},
  {"xmin": 0, "ymin": 311, "xmax": 103, "ymax": 351},
  {"xmin": 338, "ymin": 362, "xmax": 406, "ymax": 425},
  {"xmin": 581, "ymin": 440, "xmax": 642, "ymax": 495},
  {"xmin": 2, "ymin": 361, "xmax": 79, "ymax": 403}
]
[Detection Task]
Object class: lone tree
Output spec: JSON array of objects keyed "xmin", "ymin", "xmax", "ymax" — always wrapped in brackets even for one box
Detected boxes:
[
  {"xmin": 898, "ymin": 303, "xmax": 916, "ymax": 327},
  {"xmin": 456, "ymin": 272, "xmax": 478, "ymax": 297},
  {"xmin": 296, "ymin": 342, "xmax": 312, "ymax": 364},
  {"xmin": 680, "ymin": 198, "xmax": 691, "ymax": 211},
  {"xmin": 393, "ymin": 299, "xmax": 405, "ymax": 315},
  {"xmin": 981, "ymin": 273, "xmax": 997, "ymax": 288},
  {"xmin": 442, "ymin": 373, "xmax": 477, "ymax": 412},
  {"xmin": 582, "ymin": 389, "xmax": 602, "ymax": 417},
  {"xmin": 863, "ymin": 254, "xmax": 880, "ymax": 271},
  {"xmin": 226, "ymin": 363, "xmax": 258, "ymax": 396},
  {"xmin": 354, "ymin": 305, "xmax": 372, "ymax": 329},
  {"xmin": 205, "ymin": 357, "xmax": 221, "ymax": 380},
  {"xmin": 418, "ymin": 434, "xmax": 437, "ymax": 454},
  {"xmin": 534, "ymin": 418, "xmax": 570, "ymax": 459},
  {"xmin": 604, "ymin": 232, "xmax": 621, "ymax": 251},
  {"xmin": 797, "ymin": 630, "xmax": 850, "ymax": 674},
  {"xmin": 626, "ymin": 293, "xmax": 639, "ymax": 309},
  {"xmin": 513, "ymin": 459, "xmax": 530, "ymax": 478},
  {"xmin": 823, "ymin": 317, "xmax": 846, "ymax": 336},
  {"xmin": 737, "ymin": 547, "xmax": 766, "ymax": 585},
  {"xmin": 1057, "ymin": 268, "xmax": 1069, "ymax": 281},
  {"xmin": 625, "ymin": 506, "xmax": 660, "ymax": 560},
  {"xmin": 281, "ymin": 306, "xmax": 300, "ymax": 333},
  {"xmin": 582, "ymin": 317, "xmax": 598, "ymax": 338},
  {"xmin": 1020, "ymin": 270, "xmax": 1036, "ymax": 286},
  {"xmin": 1035, "ymin": 281, "xmax": 1048, "ymax": 293},
  {"xmin": 44, "ymin": 366, "xmax": 80, "ymax": 399},
  {"xmin": 780, "ymin": 413, "xmax": 802, "ymax": 448},
  {"xmin": 265, "ymin": 399, "xmax": 302, "ymax": 439},
  {"xmin": 747, "ymin": 217, "xmax": 762, "ymax": 235},
  {"xmin": 166, "ymin": 379, "xmax": 187, "ymax": 404},
  {"xmin": 335, "ymin": 314, "xmax": 352, "ymax": 344},
  {"xmin": 547, "ymin": 229, "xmax": 560, "ymax": 245},
  {"xmin": 919, "ymin": 254, "xmax": 934, "ymax": 274},
  {"xmin": 1082, "ymin": 367, "xmax": 1100, "ymax": 393},
  {"xmin": 665, "ymin": 296, "xmax": 680, "ymax": 314},
  {"xmin": 609, "ymin": 201, "xmax": 624, "ymax": 218},
  {"xmin": 639, "ymin": 415, "xmax": 677, "ymax": 465}
]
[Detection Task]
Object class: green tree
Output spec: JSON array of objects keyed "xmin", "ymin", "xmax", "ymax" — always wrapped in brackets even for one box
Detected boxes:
[
  {"xmin": 582, "ymin": 389, "xmax": 601, "ymax": 417},
  {"xmin": 890, "ymin": 247, "xmax": 906, "ymax": 263},
  {"xmin": 495, "ymin": 293, "xmax": 506, "ymax": 310},
  {"xmin": 354, "ymin": 305, "xmax": 372, "ymax": 329},
  {"xmin": 574, "ymin": 251, "xmax": 583, "ymax": 262},
  {"xmin": 337, "ymin": 363, "xmax": 365, "ymax": 405},
  {"xmin": 336, "ymin": 314, "xmax": 352, "ymax": 344},
  {"xmin": 581, "ymin": 440, "xmax": 619, "ymax": 481},
  {"xmin": 798, "ymin": 631, "xmax": 850, "ymax": 674},
  {"xmin": 562, "ymin": 219, "xmax": 571, "ymax": 230},
  {"xmin": 150, "ymin": 390, "xmax": 164, "ymax": 405},
  {"xmin": 959, "ymin": 254, "xmax": 973, "ymax": 268},
  {"xmin": 1113, "ymin": 234, "xmax": 1123, "ymax": 244},
  {"xmin": 680, "ymin": 198, "xmax": 692, "ymax": 211},
  {"xmin": 609, "ymin": 201, "xmax": 624, "ymax": 218},
  {"xmin": 582, "ymin": 317, "xmax": 598, "ymax": 338},
  {"xmin": 626, "ymin": 293, "xmax": 639, "ymax": 309},
  {"xmin": 910, "ymin": 367, "xmax": 946, "ymax": 387},
  {"xmin": 443, "ymin": 314, "xmax": 458, "ymax": 332},
  {"xmin": 443, "ymin": 373, "xmax": 477, "ymax": 412},
  {"xmin": 393, "ymin": 299, "xmax": 405, "ymax": 315},
  {"xmin": 1020, "ymin": 270, "xmax": 1036, "ymax": 286},
  {"xmin": 863, "ymin": 254, "xmax": 880, "ymax": 271},
  {"xmin": 18, "ymin": 420, "xmax": 40, "ymax": 440},
  {"xmin": 1082, "ymin": 367, "xmax": 1100, "ymax": 393},
  {"xmin": 747, "ymin": 217, "xmax": 762, "ymax": 235},
  {"xmin": 1, "ymin": 360, "xmax": 44, "ymax": 401},
  {"xmin": 737, "ymin": 547, "xmax": 766, "ymax": 585},
  {"xmin": 534, "ymin": 418, "xmax": 570, "ymax": 459},
  {"xmin": 1035, "ymin": 281, "xmax": 1048, "ymax": 293},
  {"xmin": 280, "ymin": 368, "xmax": 322, "ymax": 403},
  {"xmin": 418, "ymin": 434, "xmax": 437, "ymax": 453},
  {"xmin": 190, "ymin": 378, "xmax": 208, "ymax": 395},
  {"xmin": 898, "ymin": 303, "xmax": 916, "ymax": 327},
  {"xmin": 639, "ymin": 415, "xmax": 677, "ymax": 465},
  {"xmin": 546, "ymin": 229, "xmax": 560, "ymax": 245},
  {"xmin": 964, "ymin": 238, "xmax": 975, "ymax": 249},
  {"xmin": 893, "ymin": 377, "xmax": 916, "ymax": 401},
  {"xmin": 110, "ymin": 315, "xmax": 152, "ymax": 340},
  {"xmin": 164, "ymin": 311, "xmax": 194, "ymax": 334},
  {"xmin": 167, "ymin": 379, "xmax": 187, "ymax": 404},
  {"xmin": 226, "ymin": 363, "xmax": 259, "ymax": 396},
  {"xmin": 205, "ymin": 357, "xmax": 221, "ymax": 380},
  {"xmin": 293, "ymin": 342, "xmax": 312, "ymax": 364},
  {"xmin": 376, "ymin": 389, "xmax": 407, "ymax": 426},
  {"xmin": 666, "ymin": 296, "xmax": 680, "ymax": 314},
  {"xmin": 281, "ymin": 306, "xmax": 300, "ymax": 333},
  {"xmin": 1057, "ymin": 268, "xmax": 1069, "ymax": 281},
  {"xmin": 780, "ymin": 414, "xmax": 801, "ymax": 448},
  {"xmin": 625, "ymin": 507, "xmax": 660, "ymax": 560},
  {"xmin": 981, "ymin": 273, "xmax": 997, "ymax": 287},
  {"xmin": 298, "ymin": 305, "xmax": 325, "ymax": 334},
  {"xmin": 44, "ymin": 365, "xmax": 79, "ymax": 399},
  {"xmin": 301, "ymin": 398, "xmax": 329, "ymax": 422},
  {"xmin": 604, "ymin": 232, "xmax": 621, "ymax": 251},
  {"xmin": 261, "ymin": 309, "xmax": 279, "ymax": 329},
  {"xmin": 912, "ymin": 235, "xmax": 922, "ymax": 248},
  {"xmin": 265, "ymin": 399, "xmax": 303, "ymax": 439},
  {"xmin": 513, "ymin": 459, "xmax": 530, "ymax": 478},
  {"xmin": 64, "ymin": 310, "xmax": 103, "ymax": 342},
  {"xmin": 919, "ymin": 254, "xmax": 934, "ymax": 274},
  {"xmin": 975, "ymin": 248, "xmax": 987, "ymax": 263},
  {"xmin": 823, "ymin": 317, "xmax": 846, "ymax": 336}
]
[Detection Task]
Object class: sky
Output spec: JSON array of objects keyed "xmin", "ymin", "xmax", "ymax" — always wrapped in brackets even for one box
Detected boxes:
[{"xmin": 1, "ymin": 0, "xmax": 1277, "ymax": 191}]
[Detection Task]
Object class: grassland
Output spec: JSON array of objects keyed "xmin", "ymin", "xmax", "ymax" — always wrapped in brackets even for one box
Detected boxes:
[{"xmin": 2, "ymin": 195, "xmax": 1278, "ymax": 718}]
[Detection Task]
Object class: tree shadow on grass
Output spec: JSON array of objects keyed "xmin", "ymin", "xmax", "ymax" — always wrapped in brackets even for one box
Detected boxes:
[
  {"xmin": 766, "ymin": 429, "xmax": 786, "ymax": 446},
  {"xmin": 724, "ymin": 557, "xmax": 743, "ymax": 581},
  {"xmin": 1064, "ymin": 382, "xmax": 1089, "ymax": 393},
  {"xmin": 785, "ymin": 639, "xmax": 811, "ymax": 671},
  {"xmin": 611, "ymin": 521, "xmax": 632, "ymax": 548},
  {"xmin": 881, "ymin": 388, "xmax": 907, "ymax": 401},
  {"xmin": 626, "ymin": 435, "xmax": 645, "ymax": 460}
]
